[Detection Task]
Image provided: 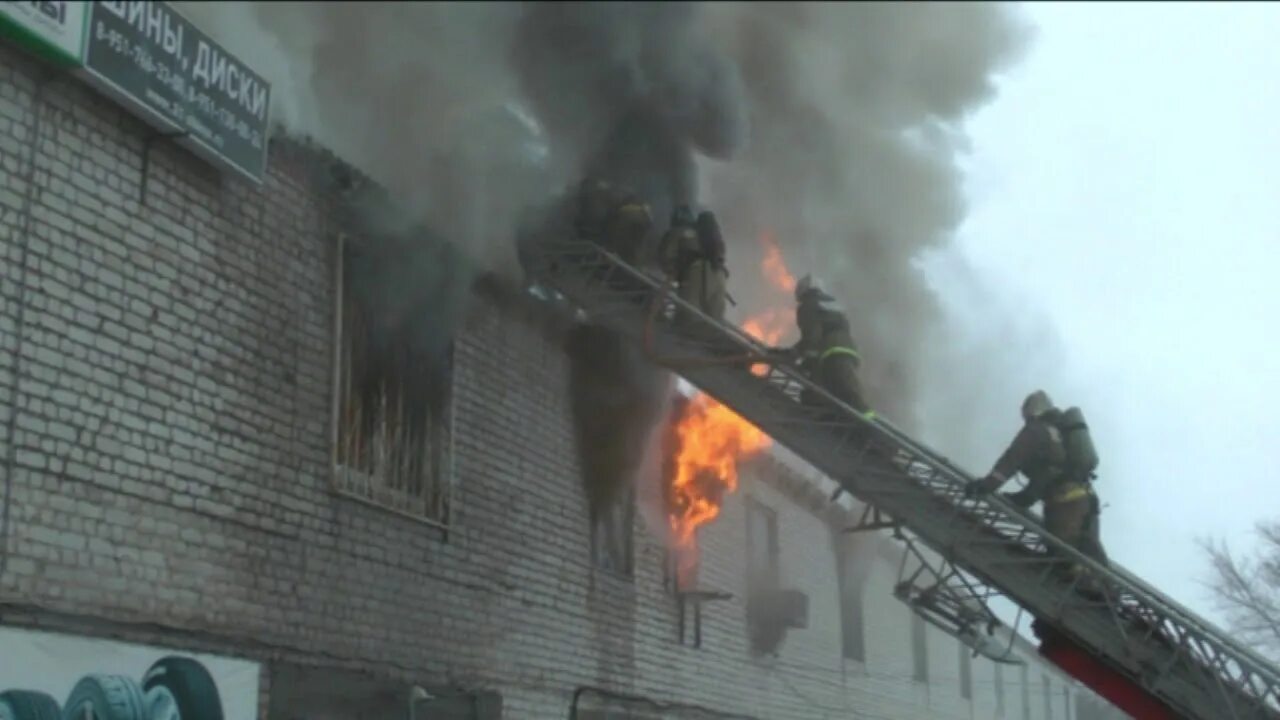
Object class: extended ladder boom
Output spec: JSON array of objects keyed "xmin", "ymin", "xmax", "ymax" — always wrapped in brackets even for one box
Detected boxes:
[{"xmin": 527, "ymin": 240, "xmax": 1280, "ymax": 720}]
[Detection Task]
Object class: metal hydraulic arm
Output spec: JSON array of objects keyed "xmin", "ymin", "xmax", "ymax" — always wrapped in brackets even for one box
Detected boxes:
[{"xmin": 525, "ymin": 239, "xmax": 1280, "ymax": 720}]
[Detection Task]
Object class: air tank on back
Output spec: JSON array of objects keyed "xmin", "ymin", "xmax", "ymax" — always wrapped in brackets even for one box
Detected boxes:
[{"xmin": 1060, "ymin": 406, "xmax": 1099, "ymax": 480}]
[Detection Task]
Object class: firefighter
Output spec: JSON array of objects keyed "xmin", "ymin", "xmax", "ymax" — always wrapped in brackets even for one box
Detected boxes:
[
  {"xmin": 692, "ymin": 211, "xmax": 729, "ymax": 322},
  {"xmin": 965, "ymin": 391, "xmax": 1109, "ymax": 581},
  {"xmin": 658, "ymin": 207, "xmax": 729, "ymax": 325},
  {"xmin": 575, "ymin": 178, "xmax": 616, "ymax": 243},
  {"xmin": 602, "ymin": 188, "xmax": 653, "ymax": 266},
  {"xmin": 785, "ymin": 275, "xmax": 873, "ymax": 417},
  {"xmin": 658, "ymin": 205, "xmax": 698, "ymax": 311}
]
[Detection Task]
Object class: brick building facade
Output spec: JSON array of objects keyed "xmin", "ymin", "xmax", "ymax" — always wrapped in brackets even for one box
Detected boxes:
[{"xmin": 0, "ymin": 40, "xmax": 1105, "ymax": 719}]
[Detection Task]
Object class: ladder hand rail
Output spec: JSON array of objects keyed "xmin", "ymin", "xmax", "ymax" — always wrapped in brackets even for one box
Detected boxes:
[
  {"xmin": 528, "ymin": 238, "xmax": 1280, "ymax": 718},
  {"xmin": 548, "ymin": 243, "xmax": 1166, "ymax": 589}
]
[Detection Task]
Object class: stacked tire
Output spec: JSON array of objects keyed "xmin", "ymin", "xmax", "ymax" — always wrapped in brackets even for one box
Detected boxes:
[
  {"xmin": 0, "ymin": 655, "xmax": 223, "ymax": 720},
  {"xmin": 140, "ymin": 657, "xmax": 224, "ymax": 720},
  {"xmin": 0, "ymin": 691, "xmax": 61, "ymax": 720},
  {"xmin": 62, "ymin": 675, "xmax": 148, "ymax": 720}
]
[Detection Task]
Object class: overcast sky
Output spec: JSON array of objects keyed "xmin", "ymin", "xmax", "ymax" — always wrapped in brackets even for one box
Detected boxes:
[{"xmin": 924, "ymin": 1, "xmax": 1280, "ymax": 630}]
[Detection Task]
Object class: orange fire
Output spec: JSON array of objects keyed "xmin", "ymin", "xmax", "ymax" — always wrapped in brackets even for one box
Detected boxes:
[
  {"xmin": 743, "ymin": 309, "xmax": 792, "ymax": 377},
  {"xmin": 667, "ymin": 393, "xmax": 772, "ymax": 587},
  {"xmin": 668, "ymin": 394, "xmax": 772, "ymax": 546},
  {"xmin": 666, "ymin": 230, "xmax": 801, "ymax": 586},
  {"xmin": 745, "ymin": 230, "xmax": 798, "ymax": 374},
  {"xmin": 761, "ymin": 230, "xmax": 797, "ymax": 293}
]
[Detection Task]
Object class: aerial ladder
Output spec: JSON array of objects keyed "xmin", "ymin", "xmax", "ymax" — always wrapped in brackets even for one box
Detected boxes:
[{"xmin": 524, "ymin": 239, "xmax": 1280, "ymax": 720}]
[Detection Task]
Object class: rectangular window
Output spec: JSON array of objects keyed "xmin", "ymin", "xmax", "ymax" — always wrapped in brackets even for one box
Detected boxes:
[
  {"xmin": 838, "ymin": 572, "xmax": 866, "ymax": 662},
  {"xmin": 834, "ymin": 538, "xmax": 866, "ymax": 662},
  {"xmin": 745, "ymin": 497, "xmax": 780, "ymax": 650},
  {"xmin": 911, "ymin": 612, "xmax": 928, "ymax": 683},
  {"xmin": 1043, "ymin": 675, "xmax": 1053, "ymax": 720},
  {"xmin": 1021, "ymin": 665, "xmax": 1031, "ymax": 720},
  {"xmin": 746, "ymin": 498, "xmax": 779, "ymax": 589},
  {"xmin": 332, "ymin": 234, "xmax": 454, "ymax": 523},
  {"xmin": 995, "ymin": 662, "xmax": 1006, "ymax": 717},
  {"xmin": 958, "ymin": 643, "xmax": 973, "ymax": 700},
  {"xmin": 592, "ymin": 485, "xmax": 635, "ymax": 576}
]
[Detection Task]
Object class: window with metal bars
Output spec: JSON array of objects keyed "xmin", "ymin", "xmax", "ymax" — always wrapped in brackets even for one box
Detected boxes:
[
  {"xmin": 592, "ymin": 484, "xmax": 635, "ymax": 576},
  {"xmin": 332, "ymin": 235, "xmax": 454, "ymax": 524}
]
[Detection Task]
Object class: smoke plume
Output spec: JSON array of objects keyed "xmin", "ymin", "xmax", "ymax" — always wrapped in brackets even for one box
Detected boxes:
[
  {"xmin": 699, "ymin": 3, "xmax": 1030, "ymax": 429},
  {"xmin": 510, "ymin": 2, "xmax": 749, "ymax": 223},
  {"xmin": 507, "ymin": 3, "xmax": 753, "ymax": 519},
  {"xmin": 178, "ymin": 0, "xmax": 1031, "ymax": 503}
]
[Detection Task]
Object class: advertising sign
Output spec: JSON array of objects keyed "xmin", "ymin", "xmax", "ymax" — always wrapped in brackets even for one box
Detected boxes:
[
  {"xmin": 78, "ymin": 0, "xmax": 271, "ymax": 183},
  {"xmin": 0, "ymin": 625, "xmax": 260, "ymax": 719},
  {"xmin": 0, "ymin": 1, "xmax": 88, "ymax": 65}
]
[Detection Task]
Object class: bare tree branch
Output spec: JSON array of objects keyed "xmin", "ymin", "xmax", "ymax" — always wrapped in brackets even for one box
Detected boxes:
[{"xmin": 1200, "ymin": 523, "xmax": 1280, "ymax": 661}]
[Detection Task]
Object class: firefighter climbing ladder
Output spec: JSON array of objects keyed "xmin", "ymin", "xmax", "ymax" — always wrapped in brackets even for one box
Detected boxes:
[{"xmin": 526, "ymin": 239, "xmax": 1280, "ymax": 720}]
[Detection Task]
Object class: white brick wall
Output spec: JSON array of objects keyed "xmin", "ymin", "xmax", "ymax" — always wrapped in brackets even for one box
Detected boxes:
[{"xmin": 0, "ymin": 42, "xmax": 1092, "ymax": 719}]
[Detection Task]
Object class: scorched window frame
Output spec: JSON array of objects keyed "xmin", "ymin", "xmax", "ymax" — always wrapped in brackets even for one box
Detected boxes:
[{"xmin": 328, "ymin": 232, "xmax": 456, "ymax": 528}]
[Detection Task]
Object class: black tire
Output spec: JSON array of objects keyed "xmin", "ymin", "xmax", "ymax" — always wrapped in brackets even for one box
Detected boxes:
[
  {"xmin": 0, "ymin": 690, "xmax": 61, "ymax": 720},
  {"xmin": 141, "ymin": 656, "xmax": 224, "ymax": 720},
  {"xmin": 61, "ymin": 675, "xmax": 147, "ymax": 720}
]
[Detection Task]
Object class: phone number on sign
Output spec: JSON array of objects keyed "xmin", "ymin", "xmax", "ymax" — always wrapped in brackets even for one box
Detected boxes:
[{"xmin": 92, "ymin": 21, "xmax": 262, "ymax": 150}]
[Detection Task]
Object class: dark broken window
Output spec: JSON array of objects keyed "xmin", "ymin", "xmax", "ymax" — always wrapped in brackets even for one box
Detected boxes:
[
  {"xmin": 592, "ymin": 485, "xmax": 635, "ymax": 576},
  {"xmin": 333, "ymin": 234, "xmax": 455, "ymax": 522}
]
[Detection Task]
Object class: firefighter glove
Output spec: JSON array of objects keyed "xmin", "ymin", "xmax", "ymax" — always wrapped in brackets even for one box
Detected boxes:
[{"xmin": 964, "ymin": 475, "xmax": 1001, "ymax": 498}]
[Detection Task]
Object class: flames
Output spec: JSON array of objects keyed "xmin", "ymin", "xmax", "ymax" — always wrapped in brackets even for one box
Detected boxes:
[
  {"xmin": 668, "ymin": 394, "xmax": 771, "ymax": 546},
  {"xmin": 761, "ymin": 230, "xmax": 796, "ymax": 293},
  {"xmin": 666, "ymin": 230, "xmax": 799, "ymax": 586},
  {"xmin": 741, "ymin": 231, "xmax": 796, "ymax": 376}
]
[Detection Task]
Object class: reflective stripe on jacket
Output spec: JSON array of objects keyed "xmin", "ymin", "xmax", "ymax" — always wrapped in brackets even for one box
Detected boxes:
[
  {"xmin": 820, "ymin": 346, "xmax": 860, "ymax": 363},
  {"xmin": 1048, "ymin": 482, "xmax": 1093, "ymax": 505}
]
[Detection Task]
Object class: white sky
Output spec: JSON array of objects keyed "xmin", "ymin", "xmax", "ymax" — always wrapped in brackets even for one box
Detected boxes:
[{"xmin": 928, "ymin": 1, "xmax": 1280, "ymax": 630}]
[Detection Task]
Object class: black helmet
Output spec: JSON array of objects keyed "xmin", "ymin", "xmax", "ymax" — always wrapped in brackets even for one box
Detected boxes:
[
  {"xmin": 695, "ymin": 211, "xmax": 725, "ymax": 263},
  {"xmin": 795, "ymin": 274, "xmax": 835, "ymax": 302},
  {"xmin": 1021, "ymin": 390, "xmax": 1056, "ymax": 421},
  {"xmin": 695, "ymin": 210, "xmax": 720, "ymax": 235},
  {"xmin": 671, "ymin": 205, "xmax": 695, "ymax": 227}
]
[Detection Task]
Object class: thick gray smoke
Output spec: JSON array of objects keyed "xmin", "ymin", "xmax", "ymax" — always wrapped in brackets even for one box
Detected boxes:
[
  {"xmin": 508, "ymin": 3, "xmax": 752, "ymax": 518},
  {"xmin": 179, "ymin": 1, "xmax": 545, "ymax": 277},
  {"xmin": 178, "ymin": 0, "xmax": 1031, "ymax": 501},
  {"xmin": 698, "ymin": 3, "xmax": 1031, "ymax": 429},
  {"xmin": 510, "ymin": 2, "xmax": 749, "ymax": 223}
]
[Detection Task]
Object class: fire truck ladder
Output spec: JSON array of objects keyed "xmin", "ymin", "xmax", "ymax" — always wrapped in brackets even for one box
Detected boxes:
[{"xmin": 525, "ymin": 240, "xmax": 1280, "ymax": 720}]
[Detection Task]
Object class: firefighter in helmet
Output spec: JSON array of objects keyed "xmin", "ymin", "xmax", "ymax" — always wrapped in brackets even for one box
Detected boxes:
[
  {"xmin": 602, "ymin": 188, "xmax": 653, "ymax": 266},
  {"xmin": 965, "ymin": 390, "xmax": 1109, "ymax": 581},
  {"xmin": 575, "ymin": 177, "xmax": 616, "ymax": 243},
  {"xmin": 785, "ymin": 275, "xmax": 873, "ymax": 417},
  {"xmin": 658, "ymin": 206, "xmax": 729, "ymax": 326}
]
